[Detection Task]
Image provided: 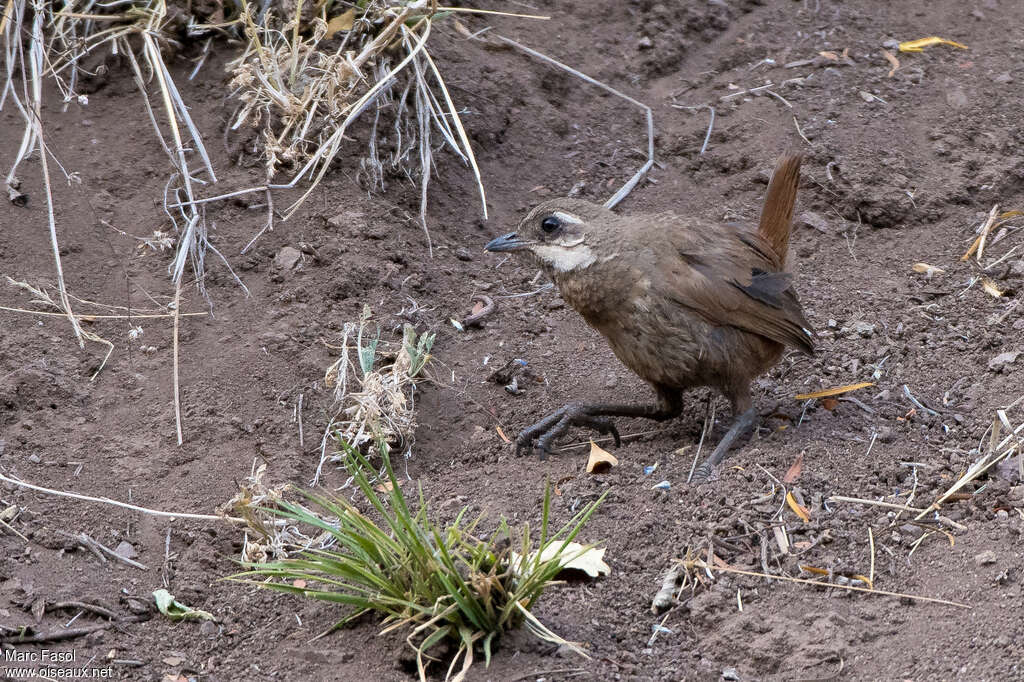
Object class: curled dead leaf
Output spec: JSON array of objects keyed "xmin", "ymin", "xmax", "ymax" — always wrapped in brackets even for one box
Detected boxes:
[
  {"xmin": 782, "ymin": 452, "xmax": 804, "ymax": 483},
  {"xmin": 586, "ymin": 440, "xmax": 618, "ymax": 474},
  {"xmin": 881, "ymin": 48, "xmax": 900, "ymax": 77},
  {"xmin": 786, "ymin": 492, "xmax": 811, "ymax": 522},
  {"xmin": 511, "ymin": 542, "xmax": 611, "ymax": 578},
  {"xmin": 911, "ymin": 262, "xmax": 945, "ymax": 276}
]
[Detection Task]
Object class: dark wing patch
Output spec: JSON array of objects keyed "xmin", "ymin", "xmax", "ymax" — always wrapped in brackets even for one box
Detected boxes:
[{"xmin": 730, "ymin": 269, "xmax": 793, "ymax": 309}]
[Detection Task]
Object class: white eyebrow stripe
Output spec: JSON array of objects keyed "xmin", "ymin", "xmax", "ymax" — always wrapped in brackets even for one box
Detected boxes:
[{"xmin": 552, "ymin": 211, "xmax": 583, "ymax": 224}]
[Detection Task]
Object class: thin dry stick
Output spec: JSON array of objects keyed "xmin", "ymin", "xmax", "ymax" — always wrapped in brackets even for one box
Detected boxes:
[
  {"xmin": 961, "ymin": 204, "xmax": 1000, "ymax": 262},
  {"xmin": 704, "ymin": 564, "xmax": 969, "ymax": 608},
  {"xmin": 687, "ymin": 403, "xmax": 715, "ymax": 483},
  {"xmin": 29, "ymin": 1, "xmax": 84, "ymax": 348},
  {"xmin": 0, "ymin": 472, "xmax": 244, "ymax": 522},
  {"xmin": 172, "ymin": 281, "xmax": 183, "ymax": 445},
  {"xmin": 867, "ymin": 527, "xmax": 876, "ymax": 586},
  {"xmin": 670, "ymin": 103, "xmax": 715, "ymax": 155},
  {"xmin": 793, "ymin": 115, "xmax": 813, "ymax": 146},
  {"xmin": 77, "ymin": 532, "xmax": 149, "ymax": 570},
  {"xmin": 0, "ymin": 305, "xmax": 205, "ymax": 319},
  {"xmin": 828, "ymin": 495, "xmax": 925, "ymax": 513},
  {"xmin": 0, "ymin": 517, "xmax": 29, "ymax": 542},
  {"xmin": 494, "ymin": 35, "xmax": 654, "ymax": 210}
]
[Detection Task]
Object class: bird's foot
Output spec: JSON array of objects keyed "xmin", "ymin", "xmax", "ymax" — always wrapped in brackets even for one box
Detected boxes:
[
  {"xmin": 690, "ymin": 407, "xmax": 759, "ymax": 483},
  {"xmin": 516, "ymin": 402, "xmax": 622, "ymax": 459}
]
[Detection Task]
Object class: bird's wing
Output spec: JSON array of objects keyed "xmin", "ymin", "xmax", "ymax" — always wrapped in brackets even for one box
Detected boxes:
[{"xmin": 654, "ymin": 221, "xmax": 815, "ymax": 354}]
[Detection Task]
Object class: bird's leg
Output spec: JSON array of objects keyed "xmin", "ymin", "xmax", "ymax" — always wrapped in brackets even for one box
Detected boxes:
[
  {"xmin": 690, "ymin": 408, "xmax": 758, "ymax": 482},
  {"xmin": 691, "ymin": 386, "xmax": 758, "ymax": 482},
  {"xmin": 517, "ymin": 391, "xmax": 682, "ymax": 458}
]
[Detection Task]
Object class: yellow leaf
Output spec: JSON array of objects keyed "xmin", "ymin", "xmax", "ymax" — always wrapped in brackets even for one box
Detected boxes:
[
  {"xmin": 800, "ymin": 564, "xmax": 829, "ymax": 576},
  {"xmin": 898, "ymin": 37, "xmax": 968, "ymax": 53},
  {"xmin": 325, "ymin": 9, "xmax": 355, "ymax": 39},
  {"xmin": 586, "ymin": 440, "xmax": 618, "ymax": 474},
  {"xmin": 786, "ymin": 492, "xmax": 811, "ymax": 522},
  {"xmin": 851, "ymin": 574, "xmax": 874, "ymax": 589},
  {"xmin": 795, "ymin": 382, "xmax": 874, "ymax": 400}
]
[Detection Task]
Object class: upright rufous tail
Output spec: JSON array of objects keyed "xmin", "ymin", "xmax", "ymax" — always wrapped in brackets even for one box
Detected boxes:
[{"xmin": 757, "ymin": 153, "xmax": 802, "ymax": 265}]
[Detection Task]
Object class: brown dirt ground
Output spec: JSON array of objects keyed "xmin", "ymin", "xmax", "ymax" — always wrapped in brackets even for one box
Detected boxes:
[{"xmin": 3, "ymin": 0, "xmax": 1024, "ymax": 680}]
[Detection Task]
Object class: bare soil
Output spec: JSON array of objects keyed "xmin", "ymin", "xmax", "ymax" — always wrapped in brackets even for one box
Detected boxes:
[{"xmin": 3, "ymin": 1, "xmax": 1024, "ymax": 680}]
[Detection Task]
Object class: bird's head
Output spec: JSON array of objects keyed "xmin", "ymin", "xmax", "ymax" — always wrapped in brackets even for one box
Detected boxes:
[{"xmin": 485, "ymin": 198, "xmax": 614, "ymax": 275}]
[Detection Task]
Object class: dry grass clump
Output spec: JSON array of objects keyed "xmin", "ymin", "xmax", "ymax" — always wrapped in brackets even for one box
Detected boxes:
[
  {"xmin": 225, "ymin": 0, "xmax": 487, "ymax": 251},
  {"xmin": 314, "ymin": 306, "xmax": 434, "ymax": 484}
]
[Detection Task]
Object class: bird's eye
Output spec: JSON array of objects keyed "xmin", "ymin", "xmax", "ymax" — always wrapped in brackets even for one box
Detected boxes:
[{"xmin": 540, "ymin": 216, "xmax": 561, "ymax": 234}]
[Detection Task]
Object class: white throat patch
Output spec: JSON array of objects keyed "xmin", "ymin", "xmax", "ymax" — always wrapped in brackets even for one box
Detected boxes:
[{"xmin": 532, "ymin": 242, "xmax": 597, "ymax": 273}]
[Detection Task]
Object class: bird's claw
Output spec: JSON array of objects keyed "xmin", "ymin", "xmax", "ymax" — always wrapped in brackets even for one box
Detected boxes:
[{"xmin": 514, "ymin": 404, "xmax": 621, "ymax": 457}]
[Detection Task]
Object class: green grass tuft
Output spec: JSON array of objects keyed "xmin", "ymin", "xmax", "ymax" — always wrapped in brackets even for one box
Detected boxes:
[{"xmin": 231, "ymin": 443, "xmax": 606, "ymax": 682}]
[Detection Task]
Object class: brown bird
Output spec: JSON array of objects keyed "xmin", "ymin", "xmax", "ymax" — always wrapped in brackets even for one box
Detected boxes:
[{"xmin": 485, "ymin": 154, "xmax": 814, "ymax": 479}]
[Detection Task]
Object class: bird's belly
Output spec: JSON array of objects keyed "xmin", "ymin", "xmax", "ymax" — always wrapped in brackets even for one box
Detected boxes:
[{"xmin": 593, "ymin": 303, "xmax": 782, "ymax": 392}]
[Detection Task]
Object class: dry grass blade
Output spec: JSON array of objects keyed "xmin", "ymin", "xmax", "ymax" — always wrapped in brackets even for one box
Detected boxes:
[
  {"xmin": 916, "ymin": 409, "xmax": 1024, "ymax": 521},
  {"xmin": 683, "ymin": 559, "xmax": 969, "ymax": 608},
  {"xmin": 1, "ymin": 1, "xmax": 86, "ymax": 351}
]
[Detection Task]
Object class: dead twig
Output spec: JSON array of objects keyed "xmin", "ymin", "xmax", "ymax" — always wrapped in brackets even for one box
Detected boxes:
[
  {"xmin": 0, "ymin": 472, "xmax": 244, "ymax": 523},
  {"xmin": 0, "ymin": 616, "xmax": 148, "ymax": 645}
]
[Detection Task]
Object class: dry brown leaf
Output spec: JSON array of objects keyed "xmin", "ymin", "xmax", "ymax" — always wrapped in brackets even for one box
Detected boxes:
[
  {"xmin": 913, "ymin": 261, "xmax": 942, "ymax": 274},
  {"xmin": 375, "ymin": 479, "xmax": 404, "ymax": 493},
  {"xmin": 325, "ymin": 9, "xmax": 356, "ymax": 39},
  {"xmin": 786, "ymin": 492, "xmax": 811, "ymax": 522},
  {"xmin": 795, "ymin": 382, "xmax": 874, "ymax": 400},
  {"xmin": 495, "ymin": 425, "xmax": 511, "ymax": 443},
  {"xmin": 819, "ymin": 50, "xmax": 839, "ymax": 60},
  {"xmin": 822, "ymin": 397, "xmax": 839, "ymax": 411},
  {"xmin": 782, "ymin": 452, "xmax": 804, "ymax": 483},
  {"xmin": 586, "ymin": 440, "xmax": 619, "ymax": 474},
  {"xmin": 881, "ymin": 48, "xmax": 900, "ymax": 77},
  {"xmin": 453, "ymin": 18, "xmax": 472, "ymax": 38},
  {"xmin": 711, "ymin": 554, "xmax": 732, "ymax": 570}
]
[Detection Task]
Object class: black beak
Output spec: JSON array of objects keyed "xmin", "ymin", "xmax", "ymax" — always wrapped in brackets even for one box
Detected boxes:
[{"xmin": 484, "ymin": 232, "xmax": 528, "ymax": 253}]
